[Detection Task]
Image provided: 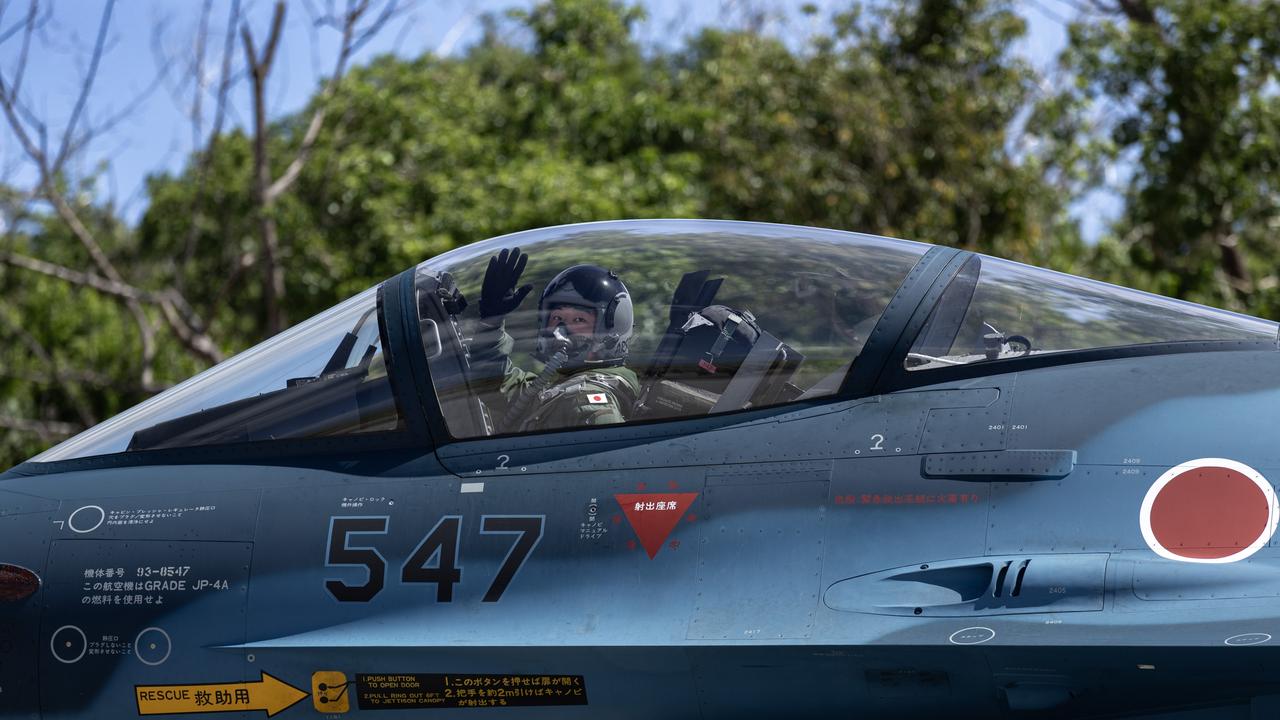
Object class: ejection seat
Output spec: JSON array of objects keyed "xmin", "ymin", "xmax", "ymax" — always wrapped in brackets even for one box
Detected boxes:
[{"xmin": 635, "ymin": 271, "xmax": 805, "ymax": 421}]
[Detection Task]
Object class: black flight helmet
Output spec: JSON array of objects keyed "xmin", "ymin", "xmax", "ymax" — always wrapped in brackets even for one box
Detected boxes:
[{"xmin": 535, "ymin": 264, "xmax": 633, "ymax": 366}]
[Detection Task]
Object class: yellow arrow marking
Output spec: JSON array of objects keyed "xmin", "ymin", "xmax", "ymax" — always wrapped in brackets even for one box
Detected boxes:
[{"xmin": 135, "ymin": 672, "xmax": 307, "ymax": 717}]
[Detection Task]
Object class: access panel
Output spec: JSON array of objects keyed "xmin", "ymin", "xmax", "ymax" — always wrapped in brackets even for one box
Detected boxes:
[
  {"xmin": 40, "ymin": 540, "xmax": 252, "ymax": 719},
  {"xmin": 689, "ymin": 462, "xmax": 831, "ymax": 640}
]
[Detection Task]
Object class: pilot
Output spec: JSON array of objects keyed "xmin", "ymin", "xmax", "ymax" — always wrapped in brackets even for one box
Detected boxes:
[{"xmin": 469, "ymin": 247, "xmax": 640, "ymax": 433}]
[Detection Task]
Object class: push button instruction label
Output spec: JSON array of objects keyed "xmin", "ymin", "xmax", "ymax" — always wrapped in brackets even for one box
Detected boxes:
[{"xmin": 355, "ymin": 673, "xmax": 587, "ymax": 710}]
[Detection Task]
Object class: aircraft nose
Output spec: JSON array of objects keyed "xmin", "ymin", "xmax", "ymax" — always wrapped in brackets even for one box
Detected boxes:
[{"xmin": 0, "ymin": 564, "xmax": 40, "ymax": 602}]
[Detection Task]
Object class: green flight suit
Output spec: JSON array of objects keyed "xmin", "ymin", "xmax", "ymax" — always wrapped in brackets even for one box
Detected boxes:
[{"xmin": 469, "ymin": 319, "xmax": 640, "ymax": 433}]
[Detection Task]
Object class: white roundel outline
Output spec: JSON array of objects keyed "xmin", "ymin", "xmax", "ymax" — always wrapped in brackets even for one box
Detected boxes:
[
  {"xmin": 1139, "ymin": 458, "xmax": 1279, "ymax": 564},
  {"xmin": 1224, "ymin": 632, "xmax": 1271, "ymax": 646},
  {"xmin": 134, "ymin": 626, "xmax": 172, "ymax": 666},
  {"xmin": 50, "ymin": 625, "xmax": 87, "ymax": 664},
  {"xmin": 67, "ymin": 504, "xmax": 105, "ymax": 534},
  {"xmin": 948, "ymin": 627, "xmax": 995, "ymax": 645}
]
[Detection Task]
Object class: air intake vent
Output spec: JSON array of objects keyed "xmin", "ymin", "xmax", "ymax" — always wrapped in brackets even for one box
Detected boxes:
[
  {"xmin": 993, "ymin": 561, "xmax": 1012, "ymax": 598},
  {"xmin": 1011, "ymin": 560, "xmax": 1031, "ymax": 597},
  {"xmin": 825, "ymin": 553, "xmax": 1107, "ymax": 617}
]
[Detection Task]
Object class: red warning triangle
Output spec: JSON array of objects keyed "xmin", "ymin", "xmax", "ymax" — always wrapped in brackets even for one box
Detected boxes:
[{"xmin": 616, "ymin": 493, "xmax": 698, "ymax": 559}]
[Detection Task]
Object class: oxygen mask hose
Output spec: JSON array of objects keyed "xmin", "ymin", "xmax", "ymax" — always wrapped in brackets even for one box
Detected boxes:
[{"xmin": 503, "ymin": 326, "xmax": 575, "ymax": 431}]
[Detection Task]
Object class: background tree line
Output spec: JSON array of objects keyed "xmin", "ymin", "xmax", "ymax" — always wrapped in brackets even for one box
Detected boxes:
[{"xmin": 1, "ymin": 0, "xmax": 1277, "ymax": 468}]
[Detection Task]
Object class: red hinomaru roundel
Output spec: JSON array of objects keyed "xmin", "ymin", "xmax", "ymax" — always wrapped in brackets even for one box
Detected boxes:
[{"xmin": 1139, "ymin": 458, "xmax": 1279, "ymax": 564}]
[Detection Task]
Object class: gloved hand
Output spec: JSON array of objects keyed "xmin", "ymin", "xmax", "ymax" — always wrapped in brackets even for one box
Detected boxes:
[{"xmin": 479, "ymin": 247, "xmax": 533, "ymax": 322}]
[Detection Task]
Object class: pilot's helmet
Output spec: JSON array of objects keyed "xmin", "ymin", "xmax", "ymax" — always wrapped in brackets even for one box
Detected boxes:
[{"xmin": 534, "ymin": 264, "xmax": 633, "ymax": 366}]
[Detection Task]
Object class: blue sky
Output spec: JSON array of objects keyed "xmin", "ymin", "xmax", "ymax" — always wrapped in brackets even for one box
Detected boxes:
[{"xmin": 1, "ymin": 0, "xmax": 1107, "ymax": 237}]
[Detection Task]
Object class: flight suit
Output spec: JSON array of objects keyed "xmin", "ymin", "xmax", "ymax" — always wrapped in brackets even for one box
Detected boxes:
[{"xmin": 469, "ymin": 320, "xmax": 640, "ymax": 433}]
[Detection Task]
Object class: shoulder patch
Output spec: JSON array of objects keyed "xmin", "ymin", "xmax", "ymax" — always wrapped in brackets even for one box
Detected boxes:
[{"xmin": 586, "ymin": 392, "xmax": 609, "ymax": 404}]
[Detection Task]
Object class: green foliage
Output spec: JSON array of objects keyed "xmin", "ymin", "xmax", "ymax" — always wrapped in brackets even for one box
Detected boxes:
[
  {"xmin": 674, "ymin": 0, "xmax": 1064, "ymax": 265},
  {"xmin": 143, "ymin": 0, "xmax": 1059, "ymax": 329},
  {"xmin": 1, "ymin": 185, "xmax": 205, "ymax": 463},
  {"xmin": 1045, "ymin": 0, "xmax": 1280, "ymax": 313}
]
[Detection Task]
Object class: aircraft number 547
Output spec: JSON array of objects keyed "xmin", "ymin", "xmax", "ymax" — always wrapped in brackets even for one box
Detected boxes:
[{"xmin": 324, "ymin": 515, "xmax": 544, "ymax": 604}]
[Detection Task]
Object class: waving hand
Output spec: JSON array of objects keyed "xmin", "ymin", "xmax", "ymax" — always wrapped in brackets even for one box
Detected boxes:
[{"xmin": 479, "ymin": 247, "xmax": 534, "ymax": 321}]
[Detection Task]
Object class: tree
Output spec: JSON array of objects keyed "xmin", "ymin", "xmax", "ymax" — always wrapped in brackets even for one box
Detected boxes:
[
  {"xmin": 1046, "ymin": 0, "xmax": 1280, "ymax": 314},
  {"xmin": 0, "ymin": 0, "xmax": 408, "ymax": 465},
  {"xmin": 148, "ymin": 0, "xmax": 1073, "ymax": 297},
  {"xmin": 674, "ymin": 0, "xmax": 1079, "ymax": 266}
]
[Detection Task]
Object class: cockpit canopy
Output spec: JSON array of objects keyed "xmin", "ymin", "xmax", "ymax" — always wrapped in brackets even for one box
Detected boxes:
[
  {"xmin": 34, "ymin": 287, "xmax": 400, "ymax": 461},
  {"xmin": 905, "ymin": 254, "xmax": 1278, "ymax": 370},
  {"xmin": 412, "ymin": 222, "xmax": 928, "ymax": 438},
  {"xmin": 30, "ymin": 220, "xmax": 1279, "ymax": 462}
]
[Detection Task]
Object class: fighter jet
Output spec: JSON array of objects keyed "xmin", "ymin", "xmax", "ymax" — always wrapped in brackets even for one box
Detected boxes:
[{"xmin": 4, "ymin": 219, "xmax": 1280, "ymax": 719}]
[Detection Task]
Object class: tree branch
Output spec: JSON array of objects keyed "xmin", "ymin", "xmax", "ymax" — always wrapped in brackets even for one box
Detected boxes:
[
  {"xmin": 51, "ymin": 0, "xmax": 115, "ymax": 174},
  {"xmin": 0, "ymin": 2, "xmax": 224, "ymax": 377},
  {"xmin": 4, "ymin": 1, "xmax": 38, "ymax": 99},
  {"xmin": 0, "ymin": 251, "xmax": 225, "ymax": 366},
  {"xmin": 236, "ymin": 0, "xmax": 405, "ymax": 336},
  {"xmin": 0, "ymin": 251, "xmax": 158, "ymax": 302},
  {"xmin": 157, "ymin": 289, "xmax": 224, "ymax": 364},
  {"xmin": 267, "ymin": 0, "xmax": 402, "ymax": 202},
  {"xmin": 242, "ymin": 0, "xmax": 289, "ymax": 335},
  {"xmin": 179, "ymin": 0, "xmax": 243, "ymax": 288},
  {"xmin": 190, "ymin": 0, "xmax": 213, "ymax": 146},
  {"xmin": 172, "ymin": 0, "xmax": 241, "ymax": 292}
]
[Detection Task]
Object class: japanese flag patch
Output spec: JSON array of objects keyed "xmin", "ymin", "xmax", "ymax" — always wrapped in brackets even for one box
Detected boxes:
[{"xmin": 586, "ymin": 393, "xmax": 608, "ymax": 404}]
